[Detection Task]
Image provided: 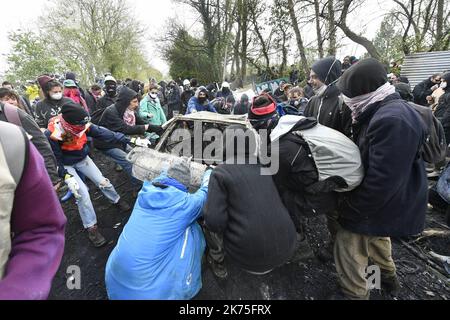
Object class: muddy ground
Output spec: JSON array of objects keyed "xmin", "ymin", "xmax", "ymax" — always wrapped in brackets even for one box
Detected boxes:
[{"xmin": 49, "ymin": 151, "xmax": 450, "ymax": 300}]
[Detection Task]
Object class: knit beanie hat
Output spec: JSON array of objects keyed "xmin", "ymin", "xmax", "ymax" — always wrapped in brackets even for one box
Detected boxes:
[
  {"xmin": 37, "ymin": 75, "xmax": 53, "ymax": 89},
  {"xmin": 61, "ymin": 101, "xmax": 91, "ymax": 125},
  {"xmin": 167, "ymin": 157, "xmax": 191, "ymax": 188},
  {"xmin": 337, "ymin": 58, "xmax": 388, "ymax": 98},
  {"xmin": 311, "ymin": 57, "xmax": 342, "ymax": 85},
  {"xmin": 248, "ymin": 94, "xmax": 277, "ymax": 120}
]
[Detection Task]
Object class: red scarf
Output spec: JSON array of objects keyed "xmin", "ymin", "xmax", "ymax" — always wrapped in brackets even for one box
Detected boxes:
[{"xmin": 60, "ymin": 116, "xmax": 88, "ymax": 137}]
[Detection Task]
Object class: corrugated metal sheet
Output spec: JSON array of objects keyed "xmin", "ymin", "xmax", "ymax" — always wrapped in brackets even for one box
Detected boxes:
[{"xmin": 401, "ymin": 51, "xmax": 450, "ymax": 88}]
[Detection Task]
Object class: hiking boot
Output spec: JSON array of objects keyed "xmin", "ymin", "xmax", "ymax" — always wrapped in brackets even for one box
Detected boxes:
[
  {"xmin": 115, "ymin": 200, "xmax": 131, "ymax": 212},
  {"xmin": 87, "ymin": 226, "xmax": 107, "ymax": 248},
  {"xmin": 381, "ymin": 273, "xmax": 401, "ymax": 296},
  {"xmin": 207, "ymin": 255, "xmax": 228, "ymax": 279},
  {"xmin": 115, "ymin": 164, "xmax": 123, "ymax": 172}
]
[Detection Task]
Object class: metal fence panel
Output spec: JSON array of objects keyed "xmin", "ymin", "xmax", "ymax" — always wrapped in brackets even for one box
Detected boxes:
[{"xmin": 401, "ymin": 51, "xmax": 450, "ymax": 88}]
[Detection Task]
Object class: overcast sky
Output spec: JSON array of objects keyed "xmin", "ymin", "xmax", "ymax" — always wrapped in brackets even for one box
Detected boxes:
[{"xmin": 0, "ymin": 0, "xmax": 392, "ymax": 78}]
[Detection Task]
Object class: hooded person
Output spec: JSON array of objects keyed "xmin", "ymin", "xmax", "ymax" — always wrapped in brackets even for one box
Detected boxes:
[
  {"xmin": 233, "ymin": 94, "xmax": 251, "ymax": 115},
  {"xmin": 181, "ymin": 79, "xmax": 195, "ymax": 115},
  {"xmin": 304, "ymin": 56, "xmax": 352, "ymax": 137},
  {"xmin": 413, "ymin": 73, "xmax": 442, "ymax": 106},
  {"xmin": 216, "ymin": 81, "xmax": 236, "ymax": 106},
  {"xmin": 186, "ymin": 86, "xmax": 217, "ymax": 114},
  {"xmin": 35, "ymin": 76, "xmax": 73, "ymax": 129},
  {"xmin": 435, "ymin": 73, "xmax": 450, "ymax": 143},
  {"xmin": 95, "ymin": 76, "xmax": 118, "ymax": 114},
  {"xmin": 393, "ymin": 82, "xmax": 414, "ymax": 102},
  {"xmin": 45, "ymin": 101, "xmax": 133, "ymax": 247},
  {"xmin": 96, "ymin": 86, "xmax": 164, "ymax": 180},
  {"xmin": 165, "ymin": 80, "xmax": 182, "ymax": 120},
  {"xmin": 333, "ymin": 58, "xmax": 428, "ymax": 300},
  {"xmin": 203, "ymin": 125, "xmax": 297, "ymax": 278},
  {"xmin": 105, "ymin": 158, "xmax": 212, "ymax": 300}
]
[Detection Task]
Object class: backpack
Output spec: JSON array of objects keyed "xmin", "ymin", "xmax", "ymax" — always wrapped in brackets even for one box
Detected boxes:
[
  {"xmin": 408, "ymin": 102, "xmax": 447, "ymax": 164},
  {"xmin": 271, "ymin": 116, "xmax": 364, "ymax": 192},
  {"xmin": 0, "ymin": 122, "xmax": 27, "ymax": 279},
  {"xmin": 1, "ymin": 102, "xmax": 23, "ymax": 127}
]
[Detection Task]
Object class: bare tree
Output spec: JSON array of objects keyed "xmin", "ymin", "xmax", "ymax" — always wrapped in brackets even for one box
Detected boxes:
[{"xmin": 287, "ymin": 0, "xmax": 310, "ymax": 75}]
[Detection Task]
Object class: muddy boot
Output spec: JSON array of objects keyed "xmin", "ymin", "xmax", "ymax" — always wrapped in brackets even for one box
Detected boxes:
[
  {"xmin": 381, "ymin": 273, "xmax": 401, "ymax": 296},
  {"xmin": 87, "ymin": 226, "xmax": 107, "ymax": 248},
  {"xmin": 115, "ymin": 200, "xmax": 131, "ymax": 212},
  {"xmin": 207, "ymin": 254, "xmax": 228, "ymax": 279}
]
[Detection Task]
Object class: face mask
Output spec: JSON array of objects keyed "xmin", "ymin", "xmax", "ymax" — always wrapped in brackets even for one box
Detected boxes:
[
  {"xmin": 290, "ymin": 99, "xmax": 300, "ymax": 107},
  {"xmin": 198, "ymin": 96, "xmax": 207, "ymax": 104},
  {"xmin": 150, "ymin": 93, "xmax": 158, "ymax": 100},
  {"xmin": 441, "ymin": 82, "xmax": 447, "ymax": 89},
  {"xmin": 106, "ymin": 85, "xmax": 117, "ymax": 96},
  {"xmin": 50, "ymin": 93, "xmax": 63, "ymax": 101}
]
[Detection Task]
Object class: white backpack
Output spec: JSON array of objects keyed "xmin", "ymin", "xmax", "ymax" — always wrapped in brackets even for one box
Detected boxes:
[
  {"xmin": 271, "ymin": 115, "xmax": 364, "ymax": 192},
  {"xmin": 0, "ymin": 121, "xmax": 27, "ymax": 279}
]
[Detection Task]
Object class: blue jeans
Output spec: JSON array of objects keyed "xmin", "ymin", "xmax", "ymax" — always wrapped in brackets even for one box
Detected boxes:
[
  {"xmin": 101, "ymin": 147, "xmax": 141, "ymax": 187},
  {"xmin": 65, "ymin": 156, "xmax": 120, "ymax": 229}
]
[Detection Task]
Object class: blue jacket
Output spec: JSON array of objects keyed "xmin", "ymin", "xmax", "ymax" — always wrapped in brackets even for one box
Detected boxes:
[
  {"xmin": 186, "ymin": 97, "xmax": 217, "ymax": 114},
  {"xmin": 105, "ymin": 172, "xmax": 210, "ymax": 300},
  {"xmin": 45, "ymin": 123, "xmax": 130, "ymax": 177},
  {"xmin": 340, "ymin": 93, "xmax": 428, "ymax": 237}
]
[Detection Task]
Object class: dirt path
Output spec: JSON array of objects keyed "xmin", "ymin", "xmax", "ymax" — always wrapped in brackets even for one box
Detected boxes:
[{"xmin": 49, "ymin": 151, "xmax": 450, "ymax": 300}]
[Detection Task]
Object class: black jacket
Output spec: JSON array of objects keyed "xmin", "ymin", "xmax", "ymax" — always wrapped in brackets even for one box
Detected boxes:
[
  {"xmin": 272, "ymin": 118, "xmax": 339, "ymax": 227},
  {"xmin": 0, "ymin": 103, "xmax": 59, "ymax": 184},
  {"xmin": 85, "ymin": 91, "xmax": 98, "ymax": 114},
  {"xmin": 204, "ymin": 162, "xmax": 297, "ymax": 273},
  {"xmin": 340, "ymin": 93, "xmax": 428, "ymax": 237},
  {"xmin": 413, "ymin": 78, "xmax": 435, "ymax": 106},
  {"xmin": 94, "ymin": 94, "xmax": 117, "ymax": 114},
  {"xmin": 95, "ymin": 87, "xmax": 146, "ymax": 150},
  {"xmin": 304, "ymin": 85, "xmax": 352, "ymax": 137},
  {"xmin": 35, "ymin": 97, "xmax": 73, "ymax": 128},
  {"xmin": 181, "ymin": 90, "xmax": 194, "ymax": 115}
]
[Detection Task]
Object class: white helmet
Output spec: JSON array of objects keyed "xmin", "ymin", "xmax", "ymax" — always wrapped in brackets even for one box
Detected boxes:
[
  {"xmin": 222, "ymin": 81, "xmax": 230, "ymax": 88},
  {"xmin": 183, "ymin": 79, "xmax": 190, "ymax": 86}
]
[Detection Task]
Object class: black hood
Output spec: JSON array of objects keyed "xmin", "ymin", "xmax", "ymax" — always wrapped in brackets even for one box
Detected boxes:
[
  {"xmin": 311, "ymin": 56, "xmax": 342, "ymax": 85},
  {"xmin": 337, "ymin": 58, "xmax": 388, "ymax": 98},
  {"xmin": 442, "ymin": 72, "xmax": 450, "ymax": 92},
  {"xmin": 115, "ymin": 86, "xmax": 138, "ymax": 116},
  {"xmin": 394, "ymin": 83, "xmax": 413, "ymax": 101}
]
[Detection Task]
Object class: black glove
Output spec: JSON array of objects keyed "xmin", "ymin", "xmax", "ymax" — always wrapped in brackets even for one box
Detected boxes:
[{"xmin": 147, "ymin": 124, "xmax": 164, "ymax": 136}]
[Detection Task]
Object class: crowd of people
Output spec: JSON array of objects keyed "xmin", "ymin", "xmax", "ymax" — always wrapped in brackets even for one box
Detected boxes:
[{"xmin": 0, "ymin": 53, "xmax": 450, "ymax": 301}]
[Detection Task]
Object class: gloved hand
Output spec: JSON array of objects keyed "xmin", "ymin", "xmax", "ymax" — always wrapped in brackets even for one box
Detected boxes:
[
  {"xmin": 146, "ymin": 124, "xmax": 164, "ymax": 136},
  {"xmin": 201, "ymin": 168, "xmax": 213, "ymax": 187},
  {"xmin": 130, "ymin": 137, "xmax": 152, "ymax": 148},
  {"xmin": 64, "ymin": 174, "xmax": 81, "ymax": 199}
]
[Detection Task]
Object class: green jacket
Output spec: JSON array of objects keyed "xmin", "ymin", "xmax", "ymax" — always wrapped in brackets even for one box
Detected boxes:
[{"xmin": 139, "ymin": 95, "xmax": 167, "ymax": 126}]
